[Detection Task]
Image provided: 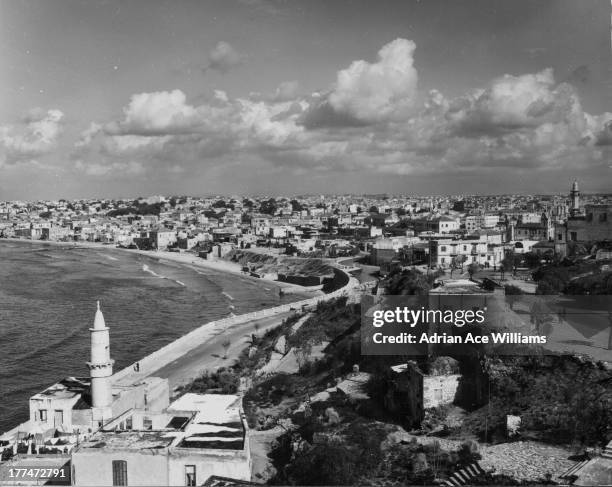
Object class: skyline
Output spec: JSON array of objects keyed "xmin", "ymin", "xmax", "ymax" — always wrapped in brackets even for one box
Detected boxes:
[{"xmin": 1, "ymin": 0, "xmax": 611, "ymax": 200}]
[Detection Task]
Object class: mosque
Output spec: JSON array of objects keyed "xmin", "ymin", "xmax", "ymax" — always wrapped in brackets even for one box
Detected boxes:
[
  {"xmin": 562, "ymin": 180, "xmax": 612, "ymax": 244},
  {"xmin": 1, "ymin": 303, "xmax": 252, "ymax": 486},
  {"xmin": 27, "ymin": 302, "xmax": 169, "ymax": 433}
]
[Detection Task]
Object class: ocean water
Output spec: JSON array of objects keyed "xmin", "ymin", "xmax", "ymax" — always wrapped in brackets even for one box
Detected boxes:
[{"xmin": 0, "ymin": 242, "xmax": 301, "ymax": 433}]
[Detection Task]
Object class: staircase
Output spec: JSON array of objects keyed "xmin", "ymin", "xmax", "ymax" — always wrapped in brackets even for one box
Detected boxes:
[
  {"xmin": 602, "ymin": 441, "xmax": 612, "ymax": 460},
  {"xmin": 559, "ymin": 442, "xmax": 612, "ymax": 482},
  {"xmin": 442, "ymin": 462, "xmax": 486, "ymax": 486}
]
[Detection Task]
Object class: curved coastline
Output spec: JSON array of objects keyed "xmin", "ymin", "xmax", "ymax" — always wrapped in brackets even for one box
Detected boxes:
[
  {"xmin": 0, "ymin": 239, "xmax": 357, "ymax": 434},
  {"xmin": 0, "ymin": 239, "xmax": 323, "ymax": 434},
  {"xmin": 0, "ymin": 237, "xmax": 318, "ymax": 293}
]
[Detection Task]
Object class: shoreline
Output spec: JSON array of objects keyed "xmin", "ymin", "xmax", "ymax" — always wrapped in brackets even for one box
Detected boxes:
[
  {"xmin": 0, "ymin": 238, "xmax": 349, "ymax": 435},
  {"xmin": 0, "ymin": 237, "xmax": 321, "ymax": 293}
]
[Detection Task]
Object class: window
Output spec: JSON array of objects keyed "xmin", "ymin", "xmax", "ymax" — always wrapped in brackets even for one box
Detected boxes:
[
  {"xmin": 112, "ymin": 460, "xmax": 128, "ymax": 486},
  {"xmin": 600, "ymin": 213, "xmax": 608, "ymax": 222},
  {"xmin": 143, "ymin": 418, "xmax": 153, "ymax": 430},
  {"xmin": 463, "ymin": 245, "xmax": 467, "ymax": 251},
  {"xmin": 558, "ymin": 233, "xmax": 563, "ymax": 241},
  {"xmin": 441, "ymin": 257, "xmax": 445, "ymax": 264},
  {"xmin": 185, "ymin": 465, "xmax": 196, "ymax": 487},
  {"xmin": 440, "ymin": 246, "xmax": 446, "ymax": 252},
  {"xmin": 125, "ymin": 417, "xmax": 132, "ymax": 430},
  {"xmin": 570, "ymin": 232, "xmax": 578, "ymax": 242},
  {"xmin": 587, "ymin": 213, "xmax": 593, "ymax": 222},
  {"xmin": 39, "ymin": 409, "xmax": 47, "ymax": 422}
]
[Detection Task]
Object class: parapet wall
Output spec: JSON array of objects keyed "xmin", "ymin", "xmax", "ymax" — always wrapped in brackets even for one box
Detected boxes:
[{"xmin": 112, "ymin": 270, "xmax": 359, "ymax": 385}]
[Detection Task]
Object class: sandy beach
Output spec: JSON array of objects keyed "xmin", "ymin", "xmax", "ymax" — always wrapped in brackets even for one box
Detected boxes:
[{"xmin": 0, "ymin": 237, "xmax": 321, "ymax": 293}]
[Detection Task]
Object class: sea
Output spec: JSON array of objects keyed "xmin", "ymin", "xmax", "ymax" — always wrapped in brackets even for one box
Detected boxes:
[{"xmin": 0, "ymin": 241, "xmax": 302, "ymax": 433}]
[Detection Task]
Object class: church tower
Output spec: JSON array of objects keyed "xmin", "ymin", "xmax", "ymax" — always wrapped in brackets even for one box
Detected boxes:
[
  {"xmin": 87, "ymin": 301, "xmax": 114, "ymax": 425},
  {"xmin": 569, "ymin": 179, "xmax": 581, "ymax": 216}
]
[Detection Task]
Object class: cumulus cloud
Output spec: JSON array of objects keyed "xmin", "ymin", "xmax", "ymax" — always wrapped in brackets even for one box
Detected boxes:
[
  {"xmin": 73, "ymin": 38, "xmax": 610, "ymax": 182},
  {"xmin": 445, "ymin": 69, "xmax": 574, "ymax": 137},
  {"xmin": 205, "ymin": 41, "xmax": 244, "ymax": 73},
  {"xmin": 105, "ymin": 90, "xmax": 201, "ymax": 136},
  {"xmin": 0, "ymin": 109, "xmax": 64, "ymax": 165},
  {"xmin": 302, "ymin": 38, "xmax": 418, "ymax": 127},
  {"xmin": 272, "ymin": 81, "xmax": 300, "ymax": 102},
  {"xmin": 594, "ymin": 118, "xmax": 612, "ymax": 146}
]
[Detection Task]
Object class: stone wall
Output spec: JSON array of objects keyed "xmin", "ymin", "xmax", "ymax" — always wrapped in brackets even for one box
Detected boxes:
[{"xmin": 423, "ymin": 374, "xmax": 461, "ymax": 409}]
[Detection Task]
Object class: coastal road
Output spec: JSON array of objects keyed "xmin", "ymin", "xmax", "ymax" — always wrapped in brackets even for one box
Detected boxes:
[{"xmin": 140, "ymin": 310, "xmax": 297, "ymax": 391}]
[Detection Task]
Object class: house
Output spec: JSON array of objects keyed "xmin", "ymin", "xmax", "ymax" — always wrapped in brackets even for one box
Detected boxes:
[
  {"xmin": 429, "ymin": 237, "xmax": 504, "ymax": 269},
  {"xmin": 566, "ymin": 204, "xmax": 612, "ymax": 243}
]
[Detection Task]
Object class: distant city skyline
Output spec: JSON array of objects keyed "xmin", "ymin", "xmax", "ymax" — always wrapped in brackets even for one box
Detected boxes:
[{"xmin": 1, "ymin": 0, "xmax": 611, "ymax": 200}]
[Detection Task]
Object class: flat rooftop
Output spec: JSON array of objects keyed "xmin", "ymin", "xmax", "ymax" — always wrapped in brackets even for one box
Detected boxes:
[
  {"xmin": 78, "ymin": 394, "xmax": 246, "ymax": 453},
  {"xmin": 78, "ymin": 431, "xmax": 177, "ymax": 451},
  {"xmin": 31, "ymin": 377, "xmax": 92, "ymax": 408}
]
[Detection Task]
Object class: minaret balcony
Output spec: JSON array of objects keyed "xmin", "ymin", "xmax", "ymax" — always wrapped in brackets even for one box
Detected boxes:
[{"xmin": 86, "ymin": 360, "xmax": 114, "ymax": 377}]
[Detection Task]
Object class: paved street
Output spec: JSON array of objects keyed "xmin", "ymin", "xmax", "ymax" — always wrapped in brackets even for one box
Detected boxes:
[{"xmin": 144, "ymin": 310, "xmax": 296, "ymax": 390}]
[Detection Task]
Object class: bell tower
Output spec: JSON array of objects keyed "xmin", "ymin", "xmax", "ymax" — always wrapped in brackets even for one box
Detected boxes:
[{"xmin": 86, "ymin": 301, "xmax": 114, "ymax": 425}]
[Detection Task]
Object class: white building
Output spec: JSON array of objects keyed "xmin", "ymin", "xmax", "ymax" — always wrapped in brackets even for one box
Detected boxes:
[
  {"xmin": 429, "ymin": 237, "xmax": 504, "ymax": 269},
  {"xmin": 72, "ymin": 393, "xmax": 251, "ymax": 486}
]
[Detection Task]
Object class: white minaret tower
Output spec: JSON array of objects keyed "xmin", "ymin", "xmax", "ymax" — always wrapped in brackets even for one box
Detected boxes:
[{"xmin": 87, "ymin": 301, "xmax": 114, "ymax": 425}]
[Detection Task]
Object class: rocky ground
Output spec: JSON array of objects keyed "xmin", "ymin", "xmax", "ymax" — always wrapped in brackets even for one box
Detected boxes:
[
  {"xmin": 392, "ymin": 431, "xmax": 577, "ymax": 483},
  {"xmin": 479, "ymin": 441, "xmax": 576, "ymax": 483}
]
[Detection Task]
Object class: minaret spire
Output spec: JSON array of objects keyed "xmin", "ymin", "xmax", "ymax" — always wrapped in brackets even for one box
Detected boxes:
[{"xmin": 87, "ymin": 301, "xmax": 114, "ymax": 426}]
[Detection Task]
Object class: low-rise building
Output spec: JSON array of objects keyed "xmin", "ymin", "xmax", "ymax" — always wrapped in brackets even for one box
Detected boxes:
[{"xmin": 72, "ymin": 394, "xmax": 251, "ymax": 486}]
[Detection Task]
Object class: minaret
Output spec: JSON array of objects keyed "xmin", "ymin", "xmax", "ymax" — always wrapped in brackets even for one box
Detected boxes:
[
  {"xmin": 570, "ymin": 179, "xmax": 581, "ymax": 216},
  {"xmin": 86, "ymin": 301, "xmax": 114, "ymax": 425}
]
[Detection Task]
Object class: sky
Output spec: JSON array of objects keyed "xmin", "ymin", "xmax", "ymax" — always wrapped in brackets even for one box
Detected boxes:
[{"xmin": 0, "ymin": 0, "xmax": 610, "ymax": 200}]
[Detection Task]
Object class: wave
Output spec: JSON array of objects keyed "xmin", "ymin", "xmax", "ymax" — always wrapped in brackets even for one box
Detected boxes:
[
  {"xmin": 142, "ymin": 263, "xmax": 164, "ymax": 278},
  {"xmin": 142, "ymin": 264, "xmax": 186, "ymax": 287},
  {"xmin": 222, "ymin": 291, "xmax": 234, "ymax": 301}
]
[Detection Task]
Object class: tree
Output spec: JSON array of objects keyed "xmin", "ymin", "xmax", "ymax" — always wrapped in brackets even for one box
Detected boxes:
[
  {"xmin": 290, "ymin": 199, "xmax": 304, "ymax": 212},
  {"xmin": 504, "ymin": 284, "xmax": 524, "ymax": 310},
  {"xmin": 501, "ymin": 251, "xmax": 522, "ymax": 276},
  {"xmin": 524, "ymin": 252, "xmax": 542, "ymax": 268},
  {"xmin": 450, "ymin": 255, "xmax": 467, "ymax": 277},
  {"xmin": 467, "ymin": 263, "xmax": 481, "ymax": 280},
  {"xmin": 260, "ymin": 198, "xmax": 278, "ymax": 215}
]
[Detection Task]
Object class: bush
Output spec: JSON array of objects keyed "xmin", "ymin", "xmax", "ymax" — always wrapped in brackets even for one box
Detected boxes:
[{"xmin": 175, "ymin": 367, "xmax": 239, "ymax": 395}]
